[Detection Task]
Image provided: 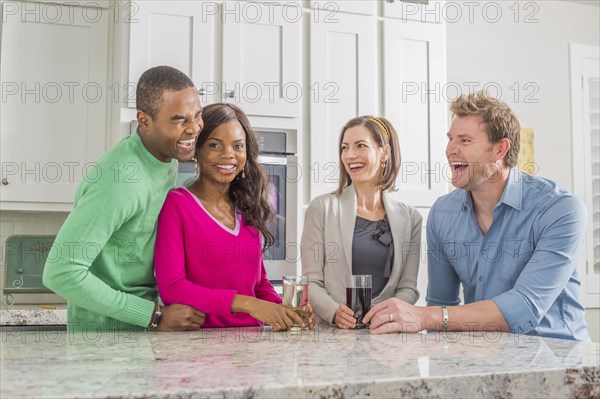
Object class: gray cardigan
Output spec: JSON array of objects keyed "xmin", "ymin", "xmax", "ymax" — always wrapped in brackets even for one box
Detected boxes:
[{"xmin": 301, "ymin": 185, "xmax": 422, "ymax": 324}]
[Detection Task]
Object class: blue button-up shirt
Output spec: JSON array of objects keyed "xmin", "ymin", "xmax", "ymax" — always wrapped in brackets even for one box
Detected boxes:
[{"xmin": 426, "ymin": 168, "xmax": 589, "ymax": 341}]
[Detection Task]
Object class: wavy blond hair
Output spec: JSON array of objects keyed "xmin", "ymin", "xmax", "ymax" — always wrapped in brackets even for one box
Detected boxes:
[{"xmin": 451, "ymin": 91, "xmax": 521, "ymax": 167}]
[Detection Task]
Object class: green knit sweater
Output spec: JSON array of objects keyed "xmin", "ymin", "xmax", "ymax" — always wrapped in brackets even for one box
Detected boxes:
[{"xmin": 43, "ymin": 132, "xmax": 177, "ymax": 331}]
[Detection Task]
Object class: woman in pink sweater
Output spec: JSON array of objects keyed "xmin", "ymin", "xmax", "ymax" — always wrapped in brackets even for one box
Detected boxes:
[{"xmin": 154, "ymin": 103, "xmax": 304, "ymax": 330}]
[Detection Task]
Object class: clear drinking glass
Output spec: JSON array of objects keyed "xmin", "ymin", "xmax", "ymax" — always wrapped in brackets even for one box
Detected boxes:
[
  {"xmin": 282, "ymin": 275, "xmax": 309, "ymax": 330},
  {"xmin": 346, "ymin": 275, "xmax": 372, "ymax": 329}
]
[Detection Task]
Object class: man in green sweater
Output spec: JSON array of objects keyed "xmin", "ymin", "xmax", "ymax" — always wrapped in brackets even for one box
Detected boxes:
[{"xmin": 43, "ymin": 66, "xmax": 206, "ymax": 331}]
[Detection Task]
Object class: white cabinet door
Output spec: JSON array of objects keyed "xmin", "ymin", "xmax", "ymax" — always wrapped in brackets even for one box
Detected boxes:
[
  {"xmin": 383, "ymin": 19, "xmax": 447, "ymax": 207},
  {"xmin": 309, "ymin": 13, "xmax": 376, "ymax": 199},
  {"xmin": 383, "ymin": 0, "xmax": 444, "ymax": 23},
  {"xmin": 0, "ymin": 1, "xmax": 109, "ymax": 211},
  {"xmin": 310, "ymin": 0, "xmax": 375, "ymax": 16},
  {"xmin": 128, "ymin": 1, "xmax": 214, "ymax": 106},
  {"xmin": 222, "ymin": 2, "xmax": 301, "ymax": 117}
]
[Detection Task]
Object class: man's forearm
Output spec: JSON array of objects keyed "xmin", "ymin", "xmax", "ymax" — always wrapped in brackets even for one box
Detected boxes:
[{"xmin": 422, "ymin": 300, "xmax": 510, "ymax": 332}]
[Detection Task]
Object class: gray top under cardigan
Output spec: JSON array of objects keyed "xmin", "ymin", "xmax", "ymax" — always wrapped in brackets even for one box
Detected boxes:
[
  {"xmin": 352, "ymin": 215, "xmax": 393, "ymax": 298},
  {"xmin": 301, "ymin": 184, "xmax": 423, "ymax": 324}
]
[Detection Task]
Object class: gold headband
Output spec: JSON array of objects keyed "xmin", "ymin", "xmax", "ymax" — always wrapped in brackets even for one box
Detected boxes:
[{"xmin": 368, "ymin": 116, "xmax": 390, "ymax": 142}]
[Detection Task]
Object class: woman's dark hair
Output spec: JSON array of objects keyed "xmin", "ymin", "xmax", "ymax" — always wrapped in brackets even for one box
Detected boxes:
[
  {"xmin": 336, "ymin": 115, "xmax": 401, "ymax": 196},
  {"xmin": 196, "ymin": 103, "xmax": 274, "ymax": 250}
]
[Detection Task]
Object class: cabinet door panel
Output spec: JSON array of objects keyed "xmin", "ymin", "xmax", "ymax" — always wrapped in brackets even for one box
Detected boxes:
[
  {"xmin": 383, "ymin": 0, "xmax": 444, "ymax": 23},
  {"xmin": 222, "ymin": 3, "xmax": 301, "ymax": 117},
  {"xmin": 310, "ymin": 0, "xmax": 375, "ymax": 16},
  {"xmin": 309, "ymin": 13, "xmax": 376, "ymax": 199},
  {"xmin": 383, "ymin": 19, "xmax": 447, "ymax": 207},
  {"xmin": 0, "ymin": 2, "xmax": 108, "ymax": 209},
  {"xmin": 128, "ymin": 1, "xmax": 214, "ymax": 106}
]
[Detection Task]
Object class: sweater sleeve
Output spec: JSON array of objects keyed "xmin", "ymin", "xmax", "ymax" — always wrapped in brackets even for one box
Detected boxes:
[
  {"xmin": 301, "ymin": 197, "xmax": 340, "ymax": 324},
  {"xmin": 154, "ymin": 192, "xmax": 237, "ymax": 318},
  {"xmin": 254, "ymin": 258, "xmax": 282, "ymax": 303},
  {"xmin": 42, "ymin": 167, "xmax": 155, "ymax": 328},
  {"xmin": 393, "ymin": 206, "xmax": 422, "ymax": 304}
]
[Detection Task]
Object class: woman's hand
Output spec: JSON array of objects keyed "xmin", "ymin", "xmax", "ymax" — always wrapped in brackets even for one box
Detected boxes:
[
  {"xmin": 334, "ymin": 304, "xmax": 356, "ymax": 329},
  {"xmin": 232, "ymin": 295, "xmax": 303, "ymax": 331},
  {"xmin": 299, "ymin": 303, "xmax": 317, "ymax": 330}
]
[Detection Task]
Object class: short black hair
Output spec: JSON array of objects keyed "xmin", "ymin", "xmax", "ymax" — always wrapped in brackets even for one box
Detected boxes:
[{"xmin": 136, "ymin": 66, "xmax": 195, "ymax": 118}]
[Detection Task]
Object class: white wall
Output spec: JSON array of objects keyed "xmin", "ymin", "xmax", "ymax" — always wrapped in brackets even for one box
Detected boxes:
[{"xmin": 446, "ymin": 0, "xmax": 600, "ymax": 342}]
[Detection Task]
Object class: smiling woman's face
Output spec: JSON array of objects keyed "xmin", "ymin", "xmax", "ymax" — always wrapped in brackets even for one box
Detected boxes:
[
  {"xmin": 196, "ymin": 120, "xmax": 247, "ymax": 185},
  {"xmin": 340, "ymin": 125, "xmax": 385, "ymax": 186}
]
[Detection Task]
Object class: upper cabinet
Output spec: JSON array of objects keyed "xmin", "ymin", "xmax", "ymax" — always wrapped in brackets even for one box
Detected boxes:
[
  {"xmin": 128, "ymin": 1, "xmax": 214, "ymax": 106},
  {"xmin": 128, "ymin": 1, "xmax": 301, "ymax": 117},
  {"xmin": 309, "ymin": 12, "xmax": 377, "ymax": 198},
  {"xmin": 0, "ymin": 1, "xmax": 109, "ymax": 211},
  {"xmin": 222, "ymin": 2, "xmax": 301, "ymax": 117},
  {"xmin": 383, "ymin": 19, "xmax": 447, "ymax": 207},
  {"xmin": 311, "ymin": 0, "xmax": 375, "ymax": 16},
  {"xmin": 383, "ymin": 0, "xmax": 445, "ymax": 23},
  {"xmin": 308, "ymin": 6, "xmax": 447, "ymax": 206}
]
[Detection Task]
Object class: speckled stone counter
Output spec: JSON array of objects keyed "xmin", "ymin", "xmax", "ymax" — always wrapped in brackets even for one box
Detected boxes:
[
  {"xmin": 0, "ymin": 306, "xmax": 66, "ymax": 326},
  {"xmin": 1, "ymin": 327, "xmax": 598, "ymax": 398}
]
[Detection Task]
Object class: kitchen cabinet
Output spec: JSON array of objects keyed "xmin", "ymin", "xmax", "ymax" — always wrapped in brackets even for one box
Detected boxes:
[
  {"xmin": 308, "ymin": 9, "xmax": 446, "ymax": 206},
  {"xmin": 222, "ymin": 2, "xmax": 301, "ymax": 117},
  {"xmin": 127, "ymin": 1, "xmax": 214, "ymax": 107},
  {"xmin": 0, "ymin": 1, "xmax": 109, "ymax": 211},
  {"xmin": 309, "ymin": 12, "xmax": 376, "ymax": 198},
  {"xmin": 128, "ymin": 1, "xmax": 301, "ymax": 118},
  {"xmin": 311, "ymin": 0, "xmax": 375, "ymax": 16},
  {"xmin": 383, "ymin": 0, "xmax": 445, "ymax": 23},
  {"xmin": 383, "ymin": 19, "xmax": 447, "ymax": 207}
]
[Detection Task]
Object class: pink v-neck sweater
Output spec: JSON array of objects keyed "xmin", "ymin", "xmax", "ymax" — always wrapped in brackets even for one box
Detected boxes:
[{"xmin": 154, "ymin": 187, "xmax": 281, "ymax": 328}]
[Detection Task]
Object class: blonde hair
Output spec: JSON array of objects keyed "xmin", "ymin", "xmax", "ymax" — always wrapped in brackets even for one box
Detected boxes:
[{"xmin": 450, "ymin": 91, "xmax": 521, "ymax": 167}]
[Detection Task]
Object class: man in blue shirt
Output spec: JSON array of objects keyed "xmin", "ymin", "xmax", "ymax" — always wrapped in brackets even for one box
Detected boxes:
[{"xmin": 364, "ymin": 91, "xmax": 589, "ymax": 341}]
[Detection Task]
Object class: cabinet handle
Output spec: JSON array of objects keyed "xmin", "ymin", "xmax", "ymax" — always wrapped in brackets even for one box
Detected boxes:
[
  {"xmin": 2, "ymin": 178, "xmax": 8, "ymax": 185},
  {"xmin": 224, "ymin": 90, "xmax": 236, "ymax": 99},
  {"xmin": 198, "ymin": 88, "xmax": 206, "ymax": 96}
]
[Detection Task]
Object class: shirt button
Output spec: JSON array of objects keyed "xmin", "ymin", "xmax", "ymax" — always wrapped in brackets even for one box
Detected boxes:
[{"xmin": 478, "ymin": 276, "xmax": 483, "ymax": 282}]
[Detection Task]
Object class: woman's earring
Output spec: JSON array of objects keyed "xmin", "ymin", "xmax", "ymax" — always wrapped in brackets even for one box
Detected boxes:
[
  {"xmin": 193, "ymin": 157, "xmax": 199, "ymax": 177},
  {"xmin": 242, "ymin": 169, "xmax": 246, "ymax": 179},
  {"xmin": 381, "ymin": 160, "xmax": 387, "ymax": 175}
]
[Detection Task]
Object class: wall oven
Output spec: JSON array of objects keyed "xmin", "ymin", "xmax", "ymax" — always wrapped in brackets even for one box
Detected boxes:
[{"xmin": 255, "ymin": 129, "xmax": 298, "ymax": 281}]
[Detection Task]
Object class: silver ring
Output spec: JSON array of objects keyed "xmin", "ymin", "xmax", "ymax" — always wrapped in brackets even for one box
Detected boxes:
[{"xmin": 388, "ymin": 313, "xmax": 393, "ymax": 323}]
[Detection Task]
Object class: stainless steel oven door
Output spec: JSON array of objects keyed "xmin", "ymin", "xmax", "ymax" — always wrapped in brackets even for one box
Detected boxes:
[{"xmin": 258, "ymin": 154, "xmax": 297, "ymax": 280}]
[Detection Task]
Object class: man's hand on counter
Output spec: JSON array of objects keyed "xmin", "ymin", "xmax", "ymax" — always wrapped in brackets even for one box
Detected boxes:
[{"xmin": 158, "ymin": 304, "xmax": 206, "ymax": 331}]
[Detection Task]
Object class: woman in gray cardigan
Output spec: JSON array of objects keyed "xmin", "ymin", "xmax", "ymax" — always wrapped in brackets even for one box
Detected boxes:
[{"xmin": 301, "ymin": 116, "xmax": 422, "ymax": 328}]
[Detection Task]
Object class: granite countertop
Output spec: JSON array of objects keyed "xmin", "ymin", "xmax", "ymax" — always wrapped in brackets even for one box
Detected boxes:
[
  {"xmin": 0, "ymin": 306, "xmax": 67, "ymax": 326},
  {"xmin": 1, "ymin": 326, "xmax": 598, "ymax": 398}
]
